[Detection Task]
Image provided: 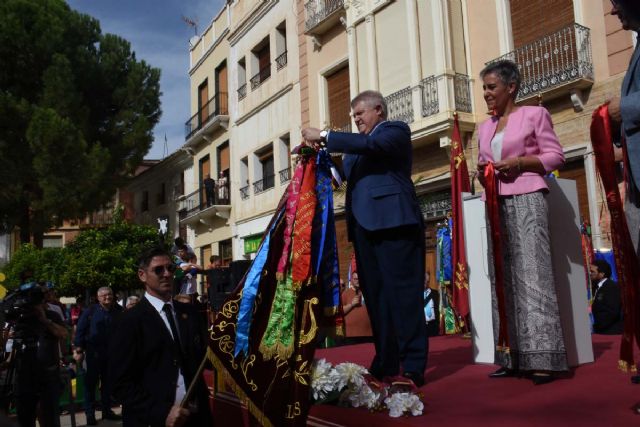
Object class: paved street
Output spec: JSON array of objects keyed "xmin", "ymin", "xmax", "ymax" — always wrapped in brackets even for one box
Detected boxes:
[{"xmin": 58, "ymin": 408, "xmax": 123, "ymax": 427}]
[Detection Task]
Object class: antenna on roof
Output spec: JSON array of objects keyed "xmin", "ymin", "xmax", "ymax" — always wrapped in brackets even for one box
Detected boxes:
[
  {"xmin": 182, "ymin": 15, "xmax": 199, "ymax": 36},
  {"xmin": 163, "ymin": 133, "xmax": 168, "ymax": 160}
]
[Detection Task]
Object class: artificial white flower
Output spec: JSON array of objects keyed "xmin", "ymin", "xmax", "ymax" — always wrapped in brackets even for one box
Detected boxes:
[
  {"xmin": 345, "ymin": 383, "xmax": 380, "ymax": 409},
  {"xmin": 334, "ymin": 362, "xmax": 367, "ymax": 390},
  {"xmin": 384, "ymin": 392, "xmax": 424, "ymax": 417},
  {"xmin": 310, "ymin": 359, "xmax": 340, "ymax": 400}
]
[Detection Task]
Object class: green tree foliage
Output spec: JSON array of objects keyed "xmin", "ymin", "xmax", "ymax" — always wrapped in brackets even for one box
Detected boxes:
[
  {"xmin": 0, "ymin": 0, "xmax": 162, "ymax": 246},
  {"xmin": 2, "ymin": 216, "xmax": 161, "ymax": 296}
]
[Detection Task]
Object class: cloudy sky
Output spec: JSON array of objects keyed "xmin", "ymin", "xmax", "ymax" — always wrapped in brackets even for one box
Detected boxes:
[{"xmin": 66, "ymin": 0, "xmax": 225, "ymax": 159}]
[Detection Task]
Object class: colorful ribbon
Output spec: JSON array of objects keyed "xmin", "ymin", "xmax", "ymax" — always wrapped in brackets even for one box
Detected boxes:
[
  {"xmin": 590, "ymin": 104, "xmax": 640, "ymax": 371},
  {"xmin": 484, "ymin": 162, "xmax": 510, "ymax": 352}
]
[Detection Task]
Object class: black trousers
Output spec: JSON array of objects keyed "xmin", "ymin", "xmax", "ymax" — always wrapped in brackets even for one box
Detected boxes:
[
  {"xmin": 352, "ymin": 220, "xmax": 428, "ymax": 377},
  {"xmin": 84, "ymin": 351, "xmax": 112, "ymax": 417},
  {"xmin": 15, "ymin": 352, "xmax": 60, "ymax": 427}
]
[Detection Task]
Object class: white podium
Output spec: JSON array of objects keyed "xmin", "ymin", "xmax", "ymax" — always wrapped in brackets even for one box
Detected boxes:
[{"xmin": 463, "ymin": 178, "xmax": 594, "ymax": 367}]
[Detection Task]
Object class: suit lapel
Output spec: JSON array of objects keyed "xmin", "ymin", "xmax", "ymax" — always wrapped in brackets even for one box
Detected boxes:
[
  {"xmin": 623, "ymin": 38, "xmax": 640, "ymax": 95},
  {"xmin": 141, "ymin": 297, "xmax": 174, "ymax": 344}
]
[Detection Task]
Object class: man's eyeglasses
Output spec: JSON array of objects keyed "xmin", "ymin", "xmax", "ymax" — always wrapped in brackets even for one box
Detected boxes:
[{"xmin": 151, "ymin": 264, "xmax": 176, "ymax": 276}]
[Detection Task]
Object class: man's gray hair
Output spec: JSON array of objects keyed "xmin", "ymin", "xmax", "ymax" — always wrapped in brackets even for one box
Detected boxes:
[
  {"xmin": 97, "ymin": 286, "xmax": 113, "ymax": 296},
  {"xmin": 351, "ymin": 90, "xmax": 388, "ymax": 119}
]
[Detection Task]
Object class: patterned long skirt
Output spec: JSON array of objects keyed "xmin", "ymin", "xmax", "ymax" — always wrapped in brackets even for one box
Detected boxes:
[{"xmin": 488, "ymin": 191, "xmax": 568, "ymax": 372}]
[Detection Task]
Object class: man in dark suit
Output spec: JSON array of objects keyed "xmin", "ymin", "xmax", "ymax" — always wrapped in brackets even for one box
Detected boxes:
[
  {"xmin": 609, "ymin": 0, "xmax": 640, "ymax": 258},
  {"xmin": 590, "ymin": 259, "xmax": 623, "ymax": 335},
  {"xmin": 109, "ymin": 247, "xmax": 211, "ymax": 427},
  {"xmin": 302, "ymin": 90, "xmax": 427, "ymax": 386}
]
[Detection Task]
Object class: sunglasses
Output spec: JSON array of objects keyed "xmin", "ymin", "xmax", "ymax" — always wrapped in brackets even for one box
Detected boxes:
[{"xmin": 151, "ymin": 264, "xmax": 177, "ymax": 276}]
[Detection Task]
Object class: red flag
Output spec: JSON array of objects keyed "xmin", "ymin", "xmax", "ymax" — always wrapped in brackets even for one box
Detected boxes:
[{"xmin": 450, "ymin": 114, "xmax": 471, "ymax": 318}]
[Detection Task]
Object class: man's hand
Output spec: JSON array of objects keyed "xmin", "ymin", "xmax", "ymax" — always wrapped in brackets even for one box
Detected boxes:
[
  {"xmin": 477, "ymin": 161, "xmax": 488, "ymax": 173},
  {"xmin": 608, "ymin": 96, "xmax": 622, "ymax": 124},
  {"xmin": 301, "ymin": 127, "xmax": 323, "ymax": 149},
  {"xmin": 351, "ymin": 294, "xmax": 362, "ymax": 307},
  {"xmin": 165, "ymin": 405, "xmax": 190, "ymax": 427}
]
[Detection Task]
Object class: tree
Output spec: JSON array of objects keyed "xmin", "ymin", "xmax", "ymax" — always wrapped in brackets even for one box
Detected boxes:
[
  {"xmin": 0, "ymin": 0, "xmax": 161, "ymax": 246},
  {"xmin": 2, "ymin": 212, "xmax": 162, "ymax": 296}
]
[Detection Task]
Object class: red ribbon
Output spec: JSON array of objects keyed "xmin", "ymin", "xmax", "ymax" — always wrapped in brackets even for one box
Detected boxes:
[
  {"xmin": 484, "ymin": 162, "xmax": 509, "ymax": 351},
  {"xmin": 590, "ymin": 104, "xmax": 640, "ymax": 371}
]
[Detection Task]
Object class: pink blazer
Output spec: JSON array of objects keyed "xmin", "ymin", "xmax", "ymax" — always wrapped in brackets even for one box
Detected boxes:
[{"xmin": 477, "ymin": 106, "xmax": 564, "ymax": 196}]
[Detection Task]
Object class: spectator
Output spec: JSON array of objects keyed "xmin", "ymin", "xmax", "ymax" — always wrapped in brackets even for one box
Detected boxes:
[
  {"xmin": 125, "ymin": 296, "xmax": 140, "ymax": 310},
  {"xmin": 590, "ymin": 259, "xmax": 623, "ymax": 335},
  {"xmin": 74, "ymin": 287, "xmax": 123, "ymax": 425},
  {"xmin": 217, "ymin": 171, "xmax": 229, "ymax": 202},
  {"xmin": 203, "ymin": 174, "xmax": 215, "ymax": 207}
]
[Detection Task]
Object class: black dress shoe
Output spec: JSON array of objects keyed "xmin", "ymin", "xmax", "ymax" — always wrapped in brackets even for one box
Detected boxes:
[
  {"xmin": 488, "ymin": 367, "xmax": 516, "ymax": 378},
  {"xmin": 531, "ymin": 374, "xmax": 555, "ymax": 385},
  {"xmin": 103, "ymin": 411, "xmax": 122, "ymax": 420},
  {"xmin": 86, "ymin": 415, "xmax": 97, "ymax": 425},
  {"xmin": 402, "ymin": 371, "xmax": 425, "ymax": 387}
]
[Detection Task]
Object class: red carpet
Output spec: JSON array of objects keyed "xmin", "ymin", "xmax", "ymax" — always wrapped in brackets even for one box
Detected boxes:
[{"xmin": 305, "ymin": 334, "xmax": 639, "ymax": 426}]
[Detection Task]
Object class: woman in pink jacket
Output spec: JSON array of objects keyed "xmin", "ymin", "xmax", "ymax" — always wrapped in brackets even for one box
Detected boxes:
[{"xmin": 477, "ymin": 60, "xmax": 568, "ymax": 385}]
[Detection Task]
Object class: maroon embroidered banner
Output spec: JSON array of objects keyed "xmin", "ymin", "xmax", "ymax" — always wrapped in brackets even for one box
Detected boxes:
[
  {"xmin": 590, "ymin": 104, "xmax": 640, "ymax": 371},
  {"xmin": 450, "ymin": 114, "xmax": 471, "ymax": 319}
]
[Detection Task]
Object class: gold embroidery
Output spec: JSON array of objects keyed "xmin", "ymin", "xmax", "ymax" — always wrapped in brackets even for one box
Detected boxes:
[
  {"xmin": 240, "ymin": 354, "xmax": 258, "ymax": 392},
  {"xmin": 293, "ymin": 360, "xmax": 310, "ymax": 385},
  {"xmin": 285, "ymin": 402, "xmax": 302, "ymax": 419},
  {"xmin": 298, "ymin": 298, "xmax": 319, "ymax": 346}
]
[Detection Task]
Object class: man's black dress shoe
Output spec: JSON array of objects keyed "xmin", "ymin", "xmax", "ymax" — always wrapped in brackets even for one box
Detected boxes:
[
  {"xmin": 86, "ymin": 415, "xmax": 97, "ymax": 425},
  {"xmin": 402, "ymin": 371, "xmax": 425, "ymax": 387},
  {"xmin": 488, "ymin": 367, "xmax": 516, "ymax": 378},
  {"xmin": 531, "ymin": 374, "xmax": 555, "ymax": 385},
  {"xmin": 103, "ymin": 411, "xmax": 122, "ymax": 420}
]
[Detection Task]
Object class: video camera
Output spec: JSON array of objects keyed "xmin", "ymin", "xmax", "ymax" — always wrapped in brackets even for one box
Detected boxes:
[{"xmin": 1, "ymin": 282, "xmax": 46, "ymax": 322}]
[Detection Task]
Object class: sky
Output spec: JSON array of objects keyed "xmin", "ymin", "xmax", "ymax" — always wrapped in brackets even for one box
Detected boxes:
[{"xmin": 66, "ymin": 0, "xmax": 226, "ymax": 160}]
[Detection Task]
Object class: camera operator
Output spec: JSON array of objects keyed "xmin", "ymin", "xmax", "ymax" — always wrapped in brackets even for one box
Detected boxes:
[{"xmin": 12, "ymin": 284, "xmax": 68, "ymax": 427}]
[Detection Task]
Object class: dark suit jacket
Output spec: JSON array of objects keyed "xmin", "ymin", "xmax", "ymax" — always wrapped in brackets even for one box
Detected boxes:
[
  {"xmin": 109, "ymin": 297, "xmax": 210, "ymax": 427},
  {"xmin": 327, "ymin": 120, "xmax": 422, "ymax": 235},
  {"xmin": 592, "ymin": 279, "xmax": 623, "ymax": 335},
  {"xmin": 621, "ymin": 39, "xmax": 640, "ymax": 195}
]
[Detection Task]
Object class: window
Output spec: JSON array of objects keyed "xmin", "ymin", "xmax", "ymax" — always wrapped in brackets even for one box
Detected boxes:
[
  {"xmin": 157, "ymin": 182, "xmax": 166, "ymax": 205},
  {"xmin": 237, "ymin": 57, "xmax": 247, "ymax": 99},
  {"xmin": 278, "ymin": 134, "xmax": 291, "ymax": 183},
  {"xmin": 141, "ymin": 191, "xmax": 149, "ymax": 212},
  {"xmin": 250, "ymin": 37, "xmax": 271, "ymax": 89},
  {"xmin": 240, "ymin": 157, "xmax": 250, "ymax": 200},
  {"xmin": 215, "ymin": 61, "xmax": 228, "ymax": 114},
  {"xmin": 275, "ymin": 21, "xmax": 287, "ymax": 70},
  {"xmin": 43, "ymin": 235, "xmax": 63, "ymax": 248},
  {"xmin": 254, "ymin": 145, "xmax": 274, "ymax": 194},
  {"xmin": 327, "ymin": 66, "xmax": 351, "ymax": 132},
  {"xmin": 219, "ymin": 239, "xmax": 232, "ymax": 266},
  {"xmin": 198, "ymin": 79, "xmax": 209, "ymax": 126}
]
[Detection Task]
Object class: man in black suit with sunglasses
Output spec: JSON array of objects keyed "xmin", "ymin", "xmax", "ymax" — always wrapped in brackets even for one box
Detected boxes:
[{"xmin": 109, "ymin": 247, "xmax": 211, "ymax": 427}]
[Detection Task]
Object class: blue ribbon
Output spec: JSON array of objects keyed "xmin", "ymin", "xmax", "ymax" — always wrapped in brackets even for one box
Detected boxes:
[
  {"xmin": 311, "ymin": 151, "xmax": 341, "ymax": 313},
  {"xmin": 234, "ymin": 210, "xmax": 283, "ymax": 357}
]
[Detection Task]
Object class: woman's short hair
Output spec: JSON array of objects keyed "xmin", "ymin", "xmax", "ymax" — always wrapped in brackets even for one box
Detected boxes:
[{"xmin": 480, "ymin": 59, "xmax": 521, "ymax": 99}]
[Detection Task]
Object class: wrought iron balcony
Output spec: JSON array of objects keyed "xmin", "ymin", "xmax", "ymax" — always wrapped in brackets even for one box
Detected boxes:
[
  {"xmin": 253, "ymin": 174, "xmax": 275, "ymax": 194},
  {"xmin": 420, "ymin": 73, "xmax": 472, "ymax": 118},
  {"xmin": 177, "ymin": 183, "xmax": 231, "ymax": 220},
  {"xmin": 276, "ymin": 51, "xmax": 288, "ymax": 70},
  {"xmin": 305, "ymin": 0, "xmax": 344, "ymax": 34},
  {"xmin": 385, "ymin": 87, "xmax": 414, "ymax": 124},
  {"xmin": 240, "ymin": 185, "xmax": 250, "ymax": 200},
  {"xmin": 184, "ymin": 92, "xmax": 229, "ymax": 140},
  {"xmin": 279, "ymin": 167, "xmax": 291, "ymax": 184},
  {"xmin": 250, "ymin": 65, "xmax": 272, "ymax": 90},
  {"xmin": 238, "ymin": 83, "xmax": 247, "ymax": 100},
  {"xmin": 488, "ymin": 23, "xmax": 594, "ymax": 102}
]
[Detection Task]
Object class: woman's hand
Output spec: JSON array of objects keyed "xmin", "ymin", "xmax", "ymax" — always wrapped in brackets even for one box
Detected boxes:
[
  {"xmin": 493, "ymin": 157, "xmax": 521, "ymax": 176},
  {"xmin": 477, "ymin": 161, "xmax": 488, "ymax": 172}
]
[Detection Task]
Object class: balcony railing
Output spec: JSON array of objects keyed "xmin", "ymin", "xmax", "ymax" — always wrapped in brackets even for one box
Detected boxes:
[
  {"xmin": 385, "ymin": 87, "xmax": 414, "ymax": 124},
  {"xmin": 240, "ymin": 185, "xmax": 250, "ymax": 200},
  {"xmin": 420, "ymin": 73, "xmax": 473, "ymax": 118},
  {"xmin": 177, "ymin": 183, "xmax": 230, "ymax": 219},
  {"xmin": 488, "ymin": 23, "xmax": 593, "ymax": 101},
  {"xmin": 238, "ymin": 83, "xmax": 247, "ymax": 100},
  {"xmin": 253, "ymin": 174, "xmax": 275, "ymax": 194},
  {"xmin": 279, "ymin": 167, "xmax": 291, "ymax": 184},
  {"xmin": 184, "ymin": 92, "xmax": 229, "ymax": 140},
  {"xmin": 250, "ymin": 65, "xmax": 272, "ymax": 90},
  {"xmin": 275, "ymin": 51, "xmax": 288, "ymax": 70},
  {"xmin": 305, "ymin": 0, "xmax": 344, "ymax": 32}
]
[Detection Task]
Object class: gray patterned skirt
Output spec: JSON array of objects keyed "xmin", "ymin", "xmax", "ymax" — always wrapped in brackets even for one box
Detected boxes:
[{"xmin": 487, "ymin": 191, "xmax": 568, "ymax": 372}]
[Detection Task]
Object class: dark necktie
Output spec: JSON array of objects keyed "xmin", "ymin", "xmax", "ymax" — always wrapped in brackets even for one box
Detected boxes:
[{"xmin": 162, "ymin": 303, "xmax": 184, "ymax": 369}]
